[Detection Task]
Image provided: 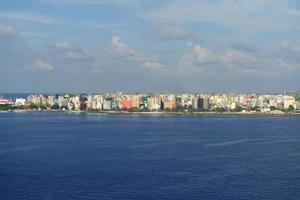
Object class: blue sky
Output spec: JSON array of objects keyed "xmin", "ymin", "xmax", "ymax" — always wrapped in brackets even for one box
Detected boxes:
[{"xmin": 0, "ymin": 0, "xmax": 300, "ymax": 93}]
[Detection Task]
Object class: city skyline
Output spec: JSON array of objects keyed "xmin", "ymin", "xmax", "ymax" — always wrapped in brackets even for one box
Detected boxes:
[
  {"xmin": 1, "ymin": 91, "xmax": 299, "ymax": 114},
  {"xmin": 1, "ymin": 0, "xmax": 300, "ymax": 93}
]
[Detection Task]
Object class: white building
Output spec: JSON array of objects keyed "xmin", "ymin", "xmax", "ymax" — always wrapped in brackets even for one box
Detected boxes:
[{"xmin": 15, "ymin": 98, "xmax": 26, "ymax": 106}]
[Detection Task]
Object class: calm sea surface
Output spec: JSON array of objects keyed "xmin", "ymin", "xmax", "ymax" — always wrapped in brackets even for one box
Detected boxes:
[{"xmin": 1, "ymin": 113, "xmax": 300, "ymax": 200}]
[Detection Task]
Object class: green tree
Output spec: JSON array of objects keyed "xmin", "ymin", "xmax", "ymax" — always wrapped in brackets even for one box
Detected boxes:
[
  {"xmin": 233, "ymin": 106, "xmax": 243, "ymax": 112},
  {"xmin": 39, "ymin": 105, "xmax": 47, "ymax": 110},
  {"xmin": 29, "ymin": 103, "xmax": 38, "ymax": 109},
  {"xmin": 251, "ymin": 106, "xmax": 260, "ymax": 111},
  {"xmin": 287, "ymin": 105, "xmax": 295, "ymax": 112},
  {"xmin": 128, "ymin": 107, "xmax": 140, "ymax": 112},
  {"xmin": 216, "ymin": 107, "xmax": 226, "ymax": 113},
  {"xmin": 197, "ymin": 108, "xmax": 210, "ymax": 112},
  {"xmin": 0, "ymin": 104, "xmax": 16, "ymax": 110},
  {"xmin": 50, "ymin": 104, "xmax": 59, "ymax": 110},
  {"xmin": 270, "ymin": 106, "xmax": 276, "ymax": 111}
]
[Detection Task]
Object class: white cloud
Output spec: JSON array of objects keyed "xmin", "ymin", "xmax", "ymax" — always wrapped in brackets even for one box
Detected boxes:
[
  {"xmin": 191, "ymin": 44, "xmax": 213, "ymax": 63},
  {"xmin": 64, "ymin": 51, "xmax": 85, "ymax": 60},
  {"xmin": 180, "ymin": 41, "xmax": 299, "ymax": 75},
  {"xmin": 107, "ymin": 36, "xmax": 162, "ymax": 69},
  {"xmin": 110, "ymin": 36, "xmax": 136, "ymax": 56},
  {"xmin": 48, "ymin": 41, "xmax": 95, "ymax": 62},
  {"xmin": 143, "ymin": 62, "xmax": 162, "ymax": 69},
  {"xmin": 0, "ymin": 11, "xmax": 58, "ymax": 24},
  {"xmin": 282, "ymin": 42, "xmax": 300, "ymax": 53},
  {"xmin": 33, "ymin": 59, "xmax": 54, "ymax": 71},
  {"xmin": 281, "ymin": 42, "xmax": 300, "ymax": 63},
  {"xmin": 155, "ymin": 25, "xmax": 192, "ymax": 40},
  {"xmin": 54, "ymin": 42, "xmax": 71, "ymax": 49},
  {"xmin": 222, "ymin": 49, "xmax": 257, "ymax": 63},
  {"xmin": 286, "ymin": 9, "xmax": 300, "ymax": 17},
  {"xmin": 180, "ymin": 43, "xmax": 216, "ymax": 72},
  {"xmin": 0, "ymin": 25, "xmax": 15, "ymax": 36}
]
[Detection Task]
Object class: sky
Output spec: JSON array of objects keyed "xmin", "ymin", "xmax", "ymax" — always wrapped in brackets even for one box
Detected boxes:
[{"xmin": 0, "ymin": 0, "xmax": 300, "ymax": 93}]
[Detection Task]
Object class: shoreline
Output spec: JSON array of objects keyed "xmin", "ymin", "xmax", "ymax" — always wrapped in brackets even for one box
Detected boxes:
[{"xmin": 1, "ymin": 109, "xmax": 300, "ymax": 116}]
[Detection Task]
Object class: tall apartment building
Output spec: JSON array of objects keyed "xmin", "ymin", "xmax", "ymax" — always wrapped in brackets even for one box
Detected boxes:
[
  {"xmin": 147, "ymin": 96, "xmax": 162, "ymax": 111},
  {"xmin": 130, "ymin": 95, "xmax": 140, "ymax": 108}
]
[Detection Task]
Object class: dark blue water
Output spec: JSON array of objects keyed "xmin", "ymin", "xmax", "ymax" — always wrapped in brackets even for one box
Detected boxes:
[{"xmin": 1, "ymin": 113, "xmax": 300, "ymax": 200}]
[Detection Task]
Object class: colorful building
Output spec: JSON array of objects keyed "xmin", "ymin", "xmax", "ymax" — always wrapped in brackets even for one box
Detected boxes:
[
  {"xmin": 163, "ymin": 100, "xmax": 174, "ymax": 110},
  {"xmin": 121, "ymin": 99, "xmax": 132, "ymax": 109}
]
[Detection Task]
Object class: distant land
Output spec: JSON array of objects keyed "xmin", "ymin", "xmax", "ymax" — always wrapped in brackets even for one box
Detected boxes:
[{"xmin": 1, "ymin": 92, "xmax": 300, "ymax": 115}]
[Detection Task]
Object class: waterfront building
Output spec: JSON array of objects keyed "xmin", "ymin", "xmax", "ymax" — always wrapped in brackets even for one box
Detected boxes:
[
  {"xmin": 111, "ymin": 100, "xmax": 119, "ymax": 110},
  {"xmin": 94, "ymin": 95, "xmax": 104, "ymax": 110},
  {"xmin": 296, "ymin": 92, "xmax": 300, "ymax": 102},
  {"xmin": 257, "ymin": 96, "xmax": 265, "ymax": 108},
  {"xmin": 103, "ymin": 99, "xmax": 112, "ymax": 110},
  {"xmin": 15, "ymin": 98, "xmax": 26, "ymax": 106},
  {"xmin": 69, "ymin": 96, "xmax": 81, "ymax": 111},
  {"xmin": 0, "ymin": 98, "xmax": 14, "ymax": 105},
  {"xmin": 181, "ymin": 94, "xmax": 193, "ymax": 108},
  {"xmin": 175, "ymin": 97, "xmax": 182, "ymax": 108},
  {"xmin": 163, "ymin": 100, "xmax": 174, "ymax": 110},
  {"xmin": 283, "ymin": 96, "xmax": 296, "ymax": 109},
  {"xmin": 203, "ymin": 97, "xmax": 210, "ymax": 109},
  {"xmin": 57, "ymin": 96, "xmax": 65, "ymax": 108},
  {"xmin": 67, "ymin": 102, "xmax": 74, "ymax": 110},
  {"xmin": 269, "ymin": 99, "xmax": 277, "ymax": 108},
  {"xmin": 61, "ymin": 95, "xmax": 69, "ymax": 109},
  {"xmin": 192, "ymin": 97, "xmax": 199, "ymax": 110},
  {"xmin": 230, "ymin": 102, "xmax": 236, "ymax": 110},
  {"xmin": 130, "ymin": 95, "xmax": 140, "ymax": 109},
  {"xmin": 121, "ymin": 98, "xmax": 132, "ymax": 110},
  {"xmin": 147, "ymin": 96, "xmax": 162, "ymax": 111},
  {"xmin": 86, "ymin": 95, "xmax": 95, "ymax": 110},
  {"xmin": 79, "ymin": 95, "xmax": 87, "ymax": 111},
  {"xmin": 27, "ymin": 95, "xmax": 46, "ymax": 107},
  {"xmin": 295, "ymin": 102, "xmax": 300, "ymax": 110},
  {"xmin": 140, "ymin": 96, "xmax": 148, "ymax": 110},
  {"xmin": 47, "ymin": 96, "xmax": 57, "ymax": 107}
]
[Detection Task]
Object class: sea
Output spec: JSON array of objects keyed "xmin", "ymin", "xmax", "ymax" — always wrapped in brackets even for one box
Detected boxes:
[{"xmin": 0, "ymin": 112, "xmax": 300, "ymax": 200}]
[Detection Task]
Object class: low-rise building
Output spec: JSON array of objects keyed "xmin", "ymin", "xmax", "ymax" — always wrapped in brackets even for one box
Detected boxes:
[{"xmin": 15, "ymin": 98, "xmax": 26, "ymax": 106}]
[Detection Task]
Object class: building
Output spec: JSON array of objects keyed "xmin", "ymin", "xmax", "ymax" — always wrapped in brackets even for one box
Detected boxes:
[
  {"xmin": 163, "ymin": 100, "xmax": 174, "ymax": 110},
  {"xmin": 130, "ymin": 95, "xmax": 140, "ymax": 108},
  {"xmin": 57, "ymin": 96, "xmax": 65, "ymax": 108},
  {"xmin": 15, "ymin": 98, "xmax": 26, "ymax": 106},
  {"xmin": 147, "ymin": 96, "xmax": 162, "ymax": 111},
  {"xmin": 181, "ymin": 95, "xmax": 193, "ymax": 108},
  {"xmin": 27, "ymin": 95, "xmax": 46, "ymax": 107},
  {"xmin": 94, "ymin": 95, "xmax": 104, "ymax": 110},
  {"xmin": 121, "ymin": 98, "xmax": 132, "ymax": 110},
  {"xmin": 69, "ymin": 95, "xmax": 81, "ymax": 111},
  {"xmin": 175, "ymin": 97, "xmax": 182, "ymax": 108},
  {"xmin": 47, "ymin": 96, "xmax": 57, "ymax": 107},
  {"xmin": 197, "ymin": 97, "xmax": 210, "ymax": 109},
  {"xmin": 103, "ymin": 98, "xmax": 112, "ymax": 110},
  {"xmin": 79, "ymin": 95, "xmax": 87, "ymax": 111},
  {"xmin": 192, "ymin": 97, "xmax": 198, "ymax": 110},
  {"xmin": 230, "ymin": 102, "xmax": 236, "ymax": 110},
  {"xmin": 283, "ymin": 96, "xmax": 296, "ymax": 109},
  {"xmin": 0, "ymin": 97, "xmax": 14, "ymax": 105},
  {"xmin": 139, "ymin": 96, "xmax": 148, "ymax": 110},
  {"xmin": 296, "ymin": 92, "xmax": 300, "ymax": 102}
]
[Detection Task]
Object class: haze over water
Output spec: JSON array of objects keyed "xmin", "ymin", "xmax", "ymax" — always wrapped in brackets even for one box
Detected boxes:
[{"xmin": 1, "ymin": 113, "xmax": 300, "ymax": 200}]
